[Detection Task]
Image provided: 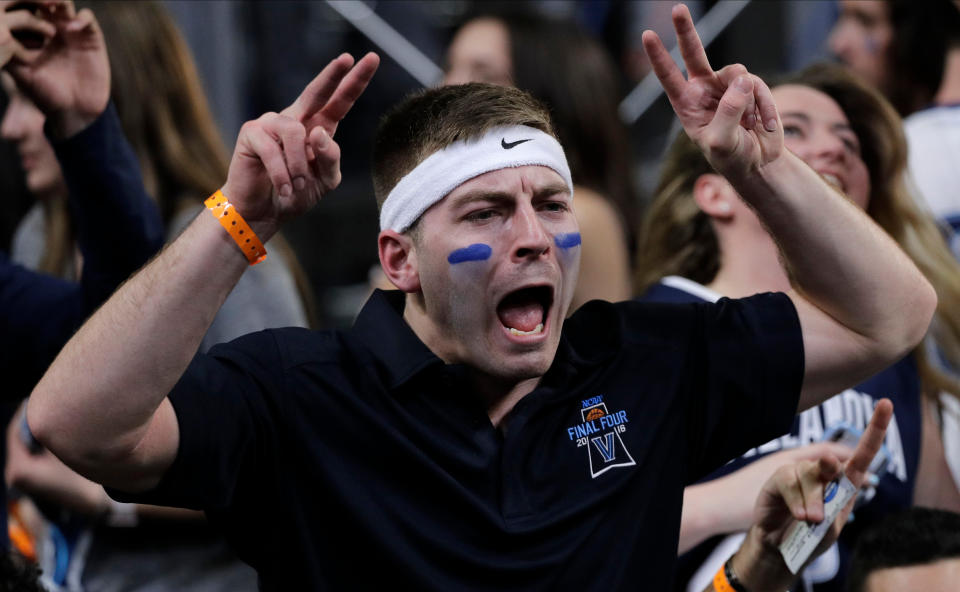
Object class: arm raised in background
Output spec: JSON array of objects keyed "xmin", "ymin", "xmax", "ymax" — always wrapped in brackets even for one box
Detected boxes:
[
  {"xmin": 678, "ymin": 442, "xmax": 853, "ymax": 554},
  {"xmin": 3, "ymin": 0, "xmax": 162, "ymax": 275},
  {"xmin": 643, "ymin": 4, "xmax": 936, "ymax": 411},
  {"xmin": 27, "ymin": 50, "xmax": 380, "ymax": 493},
  {"xmin": 2, "ymin": 0, "xmax": 109, "ymax": 138},
  {"xmin": 1, "ymin": 1, "xmax": 163, "ymax": 391}
]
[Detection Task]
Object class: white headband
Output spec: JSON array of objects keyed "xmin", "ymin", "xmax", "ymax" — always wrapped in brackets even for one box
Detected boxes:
[{"xmin": 379, "ymin": 125, "xmax": 573, "ymax": 232}]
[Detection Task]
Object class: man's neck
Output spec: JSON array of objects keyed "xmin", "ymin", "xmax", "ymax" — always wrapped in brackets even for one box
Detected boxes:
[
  {"xmin": 935, "ymin": 47, "xmax": 960, "ymax": 106},
  {"xmin": 402, "ymin": 293, "xmax": 540, "ymax": 427},
  {"xmin": 471, "ymin": 372, "xmax": 540, "ymax": 429}
]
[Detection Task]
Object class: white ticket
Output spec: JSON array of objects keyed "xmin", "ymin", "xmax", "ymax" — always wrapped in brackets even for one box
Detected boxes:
[{"xmin": 778, "ymin": 475, "xmax": 857, "ymax": 574}]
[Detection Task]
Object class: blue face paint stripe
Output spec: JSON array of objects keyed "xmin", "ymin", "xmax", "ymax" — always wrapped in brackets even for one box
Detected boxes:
[
  {"xmin": 447, "ymin": 243, "xmax": 492, "ymax": 264},
  {"xmin": 554, "ymin": 232, "xmax": 582, "ymax": 249}
]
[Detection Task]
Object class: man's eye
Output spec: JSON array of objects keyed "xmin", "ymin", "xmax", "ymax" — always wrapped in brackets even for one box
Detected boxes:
[
  {"xmin": 783, "ymin": 124, "xmax": 802, "ymax": 137},
  {"xmin": 541, "ymin": 202, "xmax": 568, "ymax": 213},
  {"xmin": 466, "ymin": 210, "xmax": 496, "ymax": 222}
]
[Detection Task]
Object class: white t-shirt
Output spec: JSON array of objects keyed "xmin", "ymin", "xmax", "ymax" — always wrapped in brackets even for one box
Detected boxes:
[{"xmin": 904, "ymin": 105, "xmax": 960, "ymax": 256}]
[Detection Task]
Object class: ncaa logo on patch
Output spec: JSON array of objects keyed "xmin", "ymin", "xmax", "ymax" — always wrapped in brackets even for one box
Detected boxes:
[{"xmin": 566, "ymin": 395, "xmax": 636, "ymax": 479}]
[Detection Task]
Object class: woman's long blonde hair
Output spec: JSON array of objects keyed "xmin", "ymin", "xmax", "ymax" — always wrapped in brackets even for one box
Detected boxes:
[
  {"xmin": 49, "ymin": 1, "xmax": 316, "ymax": 324},
  {"xmin": 635, "ymin": 62, "xmax": 960, "ymax": 399}
]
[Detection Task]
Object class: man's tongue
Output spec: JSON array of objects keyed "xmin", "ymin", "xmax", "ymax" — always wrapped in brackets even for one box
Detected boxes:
[{"xmin": 497, "ymin": 298, "xmax": 544, "ymax": 333}]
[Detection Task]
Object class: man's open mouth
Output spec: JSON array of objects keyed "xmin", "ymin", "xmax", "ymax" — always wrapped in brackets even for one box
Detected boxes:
[{"xmin": 496, "ymin": 286, "xmax": 553, "ymax": 336}]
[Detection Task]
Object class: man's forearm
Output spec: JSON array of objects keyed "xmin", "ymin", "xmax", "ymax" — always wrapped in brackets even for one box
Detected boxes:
[
  {"xmin": 27, "ymin": 211, "xmax": 248, "ymax": 474},
  {"xmin": 734, "ymin": 151, "xmax": 935, "ymax": 402}
]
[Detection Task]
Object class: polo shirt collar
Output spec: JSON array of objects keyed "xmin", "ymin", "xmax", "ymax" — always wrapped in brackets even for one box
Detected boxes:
[{"xmin": 351, "ymin": 289, "xmax": 443, "ymax": 389}]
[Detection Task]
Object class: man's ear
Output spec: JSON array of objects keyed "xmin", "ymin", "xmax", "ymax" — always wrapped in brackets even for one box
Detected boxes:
[
  {"xmin": 692, "ymin": 173, "xmax": 736, "ymax": 220},
  {"xmin": 378, "ymin": 230, "xmax": 421, "ymax": 293}
]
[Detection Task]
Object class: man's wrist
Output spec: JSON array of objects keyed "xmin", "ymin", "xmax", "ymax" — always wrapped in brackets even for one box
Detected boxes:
[
  {"xmin": 195, "ymin": 203, "xmax": 260, "ymax": 268},
  {"xmin": 217, "ymin": 183, "xmax": 280, "ymax": 241},
  {"xmin": 205, "ymin": 190, "xmax": 268, "ymax": 265},
  {"xmin": 731, "ymin": 526, "xmax": 795, "ymax": 591}
]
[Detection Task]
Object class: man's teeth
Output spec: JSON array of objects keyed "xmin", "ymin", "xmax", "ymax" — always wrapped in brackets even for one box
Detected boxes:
[{"xmin": 509, "ymin": 323, "xmax": 544, "ymax": 336}]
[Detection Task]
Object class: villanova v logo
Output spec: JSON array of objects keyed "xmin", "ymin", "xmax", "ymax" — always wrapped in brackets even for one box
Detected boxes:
[
  {"xmin": 565, "ymin": 395, "xmax": 636, "ymax": 479},
  {"xmin": 591, "ymin": 433, "xmax": 618, "ymax": 462}
]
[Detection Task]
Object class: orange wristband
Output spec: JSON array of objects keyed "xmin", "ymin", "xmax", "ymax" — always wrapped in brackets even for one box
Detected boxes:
[
  {"xmin": 713, "ymin": 563, "xmax": 735, "ymax": 592},
  {"xmin": 713, "ymin": 557, "xmax": 750, "ymax": 592},
  {"xmin": 205, "ymin": 190, "xmax": 267, "ymax": 265}
]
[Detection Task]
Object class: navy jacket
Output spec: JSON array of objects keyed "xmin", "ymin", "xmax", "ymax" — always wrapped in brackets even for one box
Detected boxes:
[{"xmin": 1, "ymin": 103, "xmax": 163, "ymax": 548}]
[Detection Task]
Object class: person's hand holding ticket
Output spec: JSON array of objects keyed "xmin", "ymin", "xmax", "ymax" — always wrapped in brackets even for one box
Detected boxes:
[{"xmin": 709, "ymin": 399, "xmax": 893, "ymax": 591}]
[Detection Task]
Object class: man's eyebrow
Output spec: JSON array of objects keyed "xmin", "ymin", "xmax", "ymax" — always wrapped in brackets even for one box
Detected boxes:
[
  {"xmin": 450, "ymin": 183, "xmax": 571, "ymax": 209},
  {"xmin": 533, "ymin": 183, "xmax": 571, "ymax": 199},
  {"xmin": 449, "ymin": 190, "xmax": 514, "ymax": 208}
]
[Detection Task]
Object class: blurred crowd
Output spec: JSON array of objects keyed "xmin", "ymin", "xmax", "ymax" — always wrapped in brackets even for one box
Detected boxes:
[{"xmin": 2, "ymin": 0, "xmax": 960, "ymax": 590}]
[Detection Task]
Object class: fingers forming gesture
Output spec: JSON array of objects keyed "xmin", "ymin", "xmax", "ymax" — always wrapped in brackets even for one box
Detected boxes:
[
  {"xmin": 753, "ymin": 399, "xmax": 894, "ymax": 567},
  {"xmin": 642, "ymin": 4, "xmax": 782, "ymax": 179},
  {"xmin": 2, "ymin": 0, "xmax": 110, "ymax": 138},
  {"xmin": 222, "ymin": 52, "xmax": 380, "ymax": 236},
  {"xmin": 0, "ymin": 2, "xmax": 56, "ymax": 69}
]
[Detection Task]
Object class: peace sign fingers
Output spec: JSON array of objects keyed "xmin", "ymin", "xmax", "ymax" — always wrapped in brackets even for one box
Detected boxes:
[
  {"xmin": 281, "ymin": 52, "xmax": 380, "ymax": 137},
  {"xmin": 310, "ymin": 52, "xmax": 379, "ymax": 134},
  {"xmin": 281, "ymin": 53, "xmax": 355, "ymax": 124}
]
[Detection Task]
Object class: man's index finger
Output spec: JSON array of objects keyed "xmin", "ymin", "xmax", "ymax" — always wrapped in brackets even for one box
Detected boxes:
[
  {"xmin": 317, "ymin": 52, "xmax": 379, "ymax": 126},
  {"xmin": 845, "ymin": 398, "xmax": 893, "ymax": 486}
]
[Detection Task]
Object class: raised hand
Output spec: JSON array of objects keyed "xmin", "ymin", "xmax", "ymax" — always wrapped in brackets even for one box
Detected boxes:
[
  {"xmin": 2, "ymin": 0, "xmax": 110, "ymax": 138},
  {"xmin": 642, "ymin": 4, "xmax": 782, "ymax": 180},
  {"xmin": 757, "ymin": 399, "xmax": 892, "ymax": 553},
  {"xmin": 727, "ymin": 399, "xmax": 893, "ymax": 589},
  {"xmin": 220, "ymin": 52, "xmax": 379, "ymax": 238}
]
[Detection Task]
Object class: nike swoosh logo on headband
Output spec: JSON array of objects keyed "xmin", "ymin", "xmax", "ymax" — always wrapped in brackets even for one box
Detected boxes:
[{"xmin": 501, "ymin": 138, "xmax": 532, "ymax": 149}]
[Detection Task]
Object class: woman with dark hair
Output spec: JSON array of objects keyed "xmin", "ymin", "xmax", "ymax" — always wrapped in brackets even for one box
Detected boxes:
[
  {"xmin": 636, "ymin": 62, "xmax": 960, "ymax": 591},
  {"xmin": 444, "ymin": 11, "xmax": 637, "ymax": 311}
]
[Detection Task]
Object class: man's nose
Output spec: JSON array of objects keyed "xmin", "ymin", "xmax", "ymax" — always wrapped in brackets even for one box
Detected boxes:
[{"xmin": 511, "ymin": 205, "xmax": 551, "ymax": 261}]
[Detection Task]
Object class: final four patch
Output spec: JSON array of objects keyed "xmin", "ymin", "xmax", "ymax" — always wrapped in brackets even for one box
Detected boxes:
[{"xmin": 566, "ymin": 395, "xmax": 636, "ymax": 478}]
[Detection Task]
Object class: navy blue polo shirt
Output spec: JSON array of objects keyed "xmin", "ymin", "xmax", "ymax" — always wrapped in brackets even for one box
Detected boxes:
[{"xmin": 113, "ymin": 289, "xmax": 802, "ymax": 590}]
